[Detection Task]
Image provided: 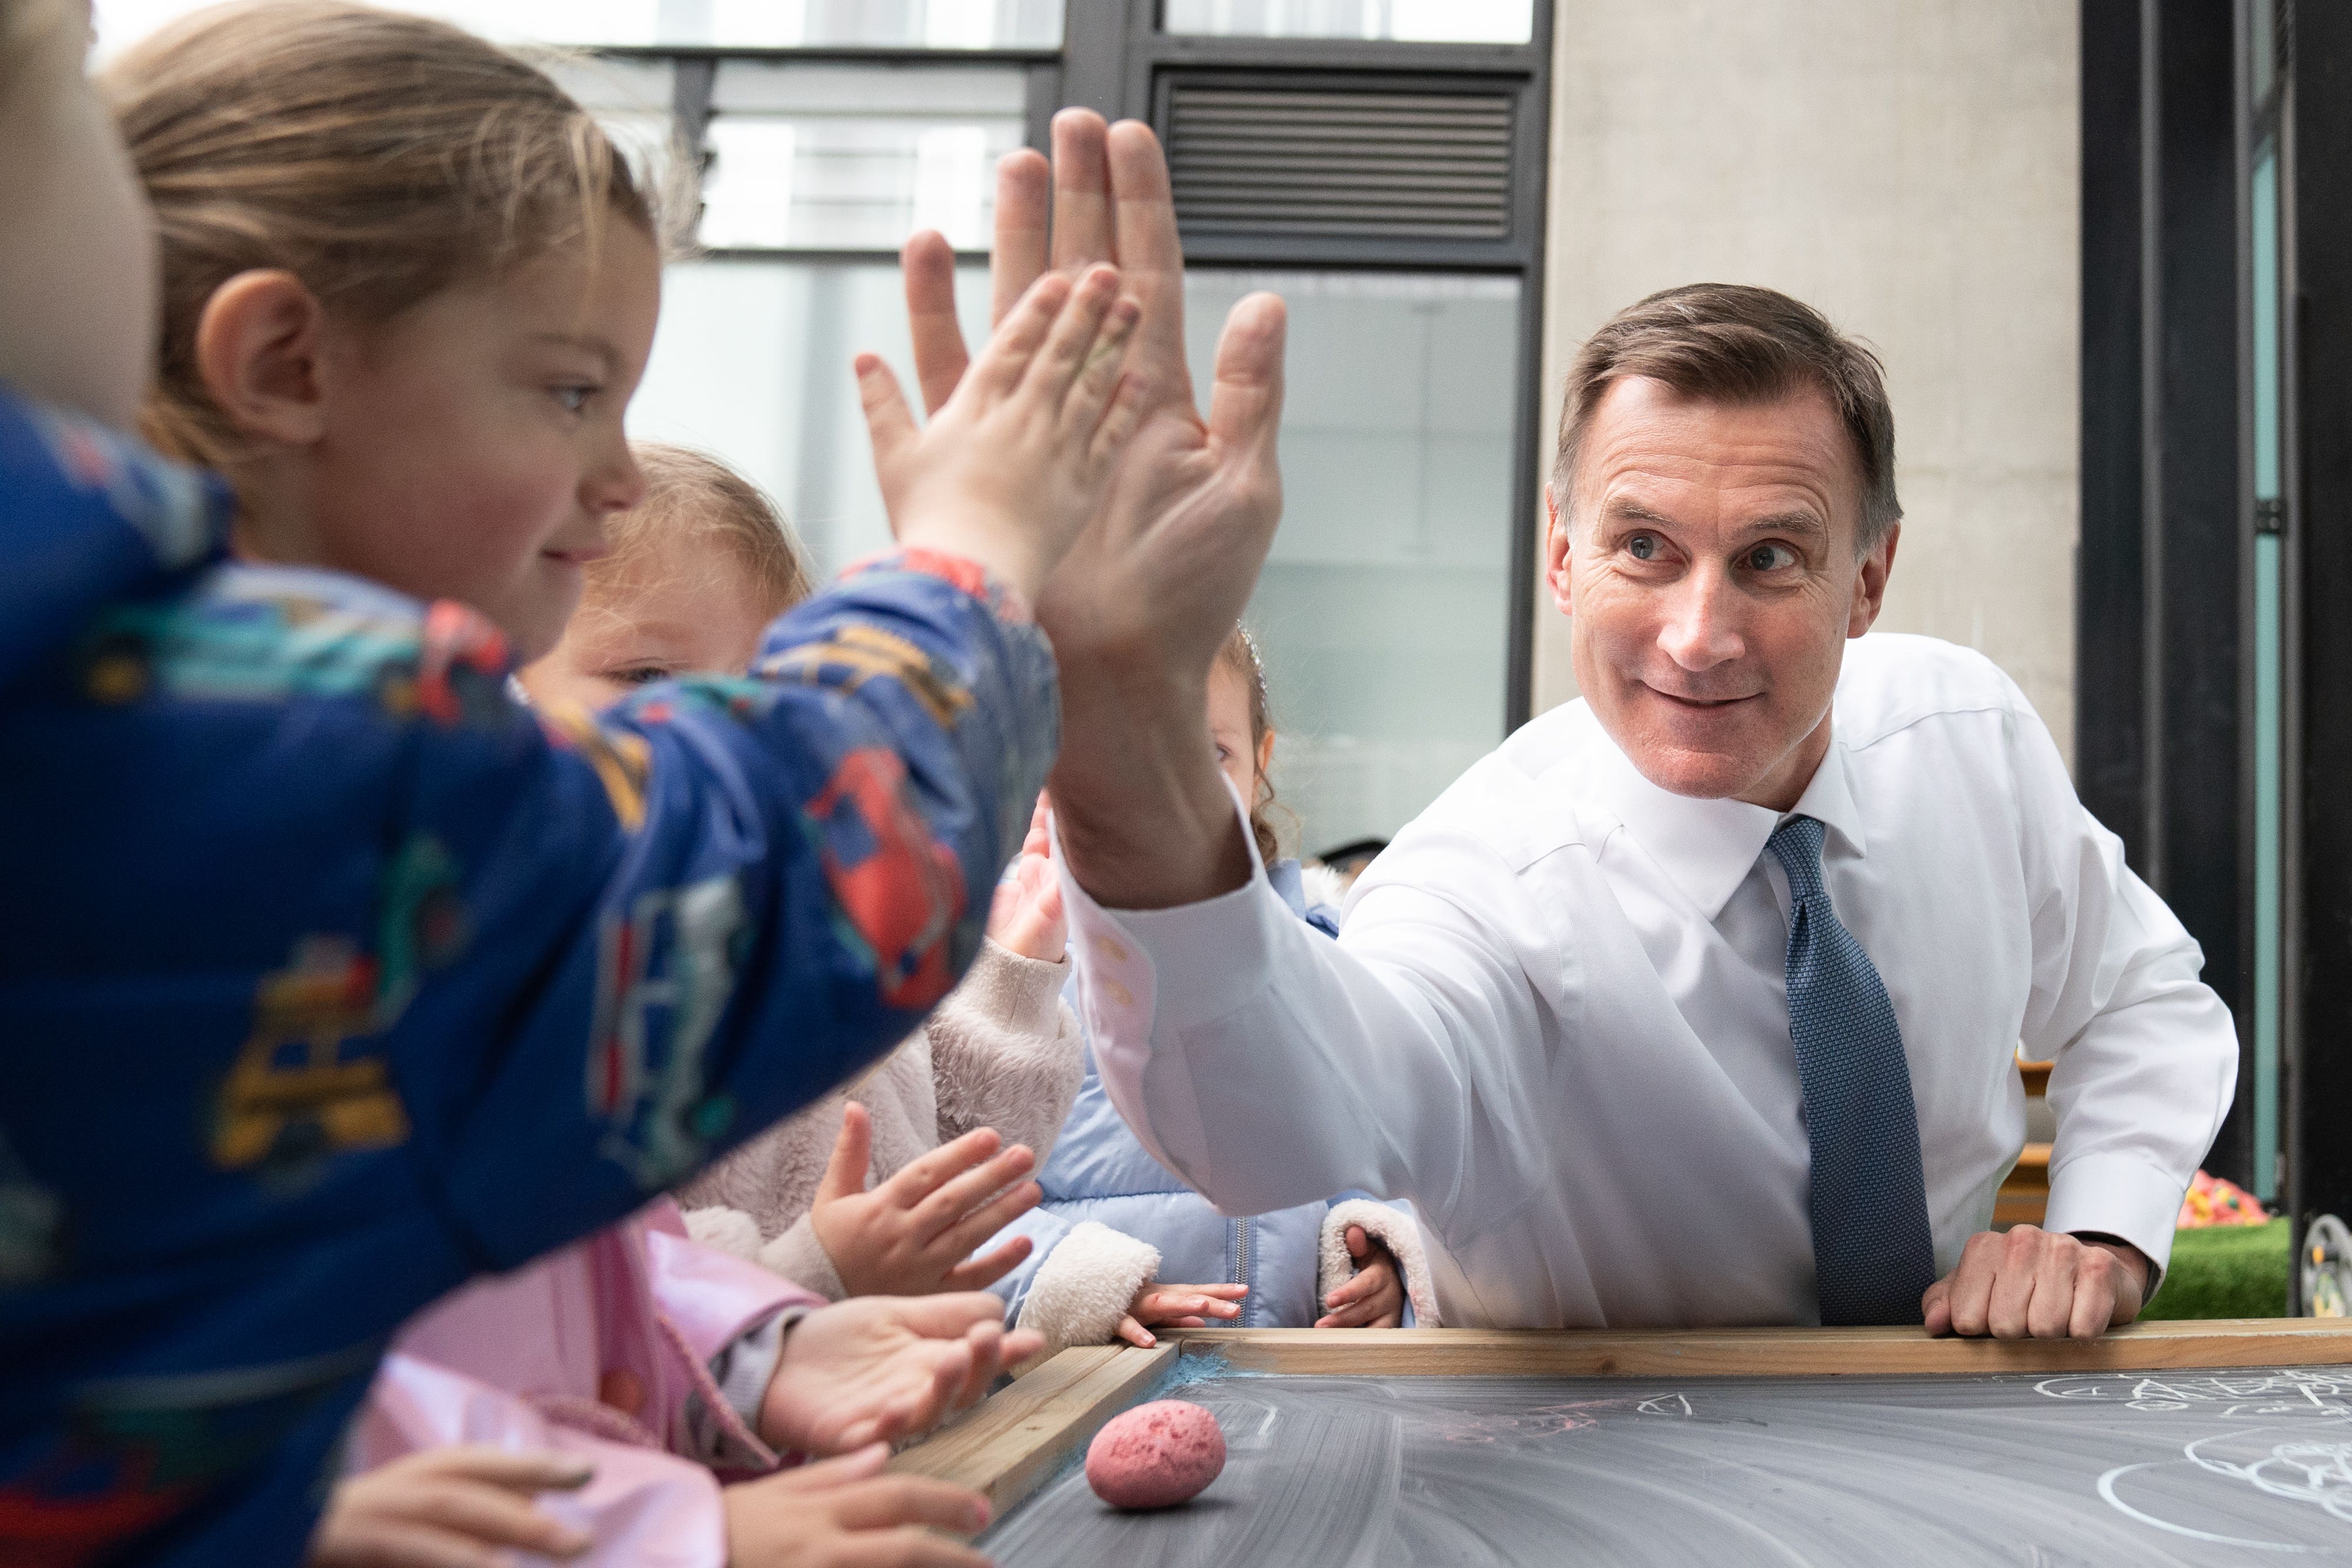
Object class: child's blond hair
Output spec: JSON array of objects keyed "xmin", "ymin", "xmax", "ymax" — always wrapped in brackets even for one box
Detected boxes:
[
  {"xmin": 591, "ymin": 444, "xmax": 814, "ymax": 622},
  {"xmin": 1217, "ymin": 624, "xmax": 1291, "ymax": 866},
  {"xmin": 98, "ymin": 0, "xmax": 664, "ymax": 471}
]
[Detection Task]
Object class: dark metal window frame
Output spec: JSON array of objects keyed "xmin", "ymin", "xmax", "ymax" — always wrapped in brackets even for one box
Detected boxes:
[{"xmin": 599, "ymin": 0, "xmax": 1555, "ymax": 735}]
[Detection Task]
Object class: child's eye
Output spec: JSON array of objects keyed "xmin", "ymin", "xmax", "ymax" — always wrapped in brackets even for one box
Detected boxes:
[
  {"xmin": 611, "ymin": 665, "xmax": 672, "ymax": 686},
  {"xmin": 552, "ymin": 384, "xmax": 598, "ymax": 413}
]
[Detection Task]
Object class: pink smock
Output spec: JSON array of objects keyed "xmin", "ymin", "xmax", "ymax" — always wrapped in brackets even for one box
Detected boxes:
[{"xmin": 349, "ymin": 1197, "xmax": 815, "ymax": 1567}]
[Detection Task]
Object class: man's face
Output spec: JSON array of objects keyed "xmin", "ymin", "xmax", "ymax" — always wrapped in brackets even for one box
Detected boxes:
[{"xmin": 1549, "ymin": 376, "xmax": 1898, "ymax": 808}]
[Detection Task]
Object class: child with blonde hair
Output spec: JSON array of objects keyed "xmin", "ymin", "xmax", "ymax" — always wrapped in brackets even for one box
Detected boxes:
[
  {"xmin": 0, "ymin": 2, "xmax": 1147, "ymax": 1563},
  {"xmin": 986, "ymin": 626, "xmax": 1439, "ymax": 1353}
]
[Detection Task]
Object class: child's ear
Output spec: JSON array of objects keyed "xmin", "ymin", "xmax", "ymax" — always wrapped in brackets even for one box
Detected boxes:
[{"xmin": 193, "ymin": 269, "xmax": 332, "ymax": 449}]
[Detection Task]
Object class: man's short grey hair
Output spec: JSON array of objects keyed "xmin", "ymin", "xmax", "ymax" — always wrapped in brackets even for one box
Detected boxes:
[{"xmin": 1552, "ymin": 283, "xmax": 1902, "ymax": 556}]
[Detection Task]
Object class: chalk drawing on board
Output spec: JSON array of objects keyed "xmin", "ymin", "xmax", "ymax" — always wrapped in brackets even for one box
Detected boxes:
[
  {"xmin": 2101, "ymin": 1424, "xmax": 2352, "ymax": 1552},
  {"xmin": 2039, "ymin": 1370, "xmax": 2352, "ymax": 1415}
]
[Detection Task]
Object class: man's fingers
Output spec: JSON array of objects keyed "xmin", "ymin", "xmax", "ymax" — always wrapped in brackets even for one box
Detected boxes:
[
  {"xmin": 1920, "ymin": 1276, "xmax": 1953, "ymax": 1337},
  {"xmin": 993, "ymin": 147, "xmax": 1051, "ymax": 327},
  {"xmin": 1944, "ymin": 1234, "xmax": 2001, "ymax": 1337},
  {"xmin": 2027, "ymin": 1237, "xmax": 2081, "ymax": 1339},
  {"xmin": 903, "ymin": 229, "xmax": 970, "ymax": 417},
  {"xmin": 1985, "ymin": 1229, "xmax": 2043, "ymax": 1340},
  {"xmin": 915, "ymin": 1142, "xmax": 1038, "ymax": 1235},
  {"xmin": 853, "ymin": 356, "xmax": 922, "ymax": 502},
  {"xmin": 1204, "ymin": 291, "xmax": 1288, "ymax": 459},
  {"xmin": 2069, "ymin": 1246, "xmax": 2121, "ymax": 1338},
  {"xmin": 877, "ymin": 1126, "xmax": 1005, "ymax": 1207},
  {"xmin": 1104, "ymin": 117, "xmax": 1194, "ymax": 411},
  {"xmin": 1049, "ymin": 108, "xmax": 1112, "ymax": 270},
  {"xmin": 943, "ymin": 1236, "xmax": 1032, "ymax": 1292},
  {"xmin": 815, "ymin": 1103, "xmax": 875, "ymax": 1205}
]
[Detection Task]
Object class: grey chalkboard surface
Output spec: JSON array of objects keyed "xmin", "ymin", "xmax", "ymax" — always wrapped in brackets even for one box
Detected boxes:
[{"xmin": 983, "ymin": 1365, "xmax": 2352, "ymax": 1564}]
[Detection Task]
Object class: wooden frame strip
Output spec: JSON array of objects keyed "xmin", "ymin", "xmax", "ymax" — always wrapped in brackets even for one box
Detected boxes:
[
  {"xmin": 888, "ymin": 1343, "xmax": 1175, "ymax": 1520},
  {"xmin": 1169, "ymin": 1319, "xmax": 2352, "ymax": 1377}
]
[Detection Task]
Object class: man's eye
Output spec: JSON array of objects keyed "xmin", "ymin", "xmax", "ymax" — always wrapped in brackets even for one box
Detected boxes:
[
  {"xmin": 1745, "ymin": 543, "xmax": 1798, "ymax": 571},
  {"xmin": 1628, "ymin": 533, "xmax": 1658, "ymax": 561}
]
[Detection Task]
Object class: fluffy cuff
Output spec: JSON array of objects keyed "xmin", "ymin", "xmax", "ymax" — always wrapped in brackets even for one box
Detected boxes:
[
  {"xmin": 754, "ymin": 1216, "xmax": 847, "ymax": 1303},
  {"xmin": 681, "ymin": 1205, "xmax": 764, "ymax": 1262},
  {"xmin": 1013, "ymin": 1221, "xmax": 1161, "ymax": 1355},
  {"xmin": 1319, "ymin": 1201, "xmax": 1442, "ymax": 1328}
]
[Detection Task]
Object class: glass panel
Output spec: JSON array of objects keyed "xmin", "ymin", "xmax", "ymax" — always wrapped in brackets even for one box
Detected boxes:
[
  {"xmin": 543, "ymin": 57, "xmax": 684, "ymax": 206},
  {"xmin": 700, "ymin": 64, "xmax": 1025, "ymax": 250},
  {"xmin": 98, "ymin": 1, "xmax": 1059, "ymax": 59},
  {"xmin": 1162, "ymin": 0, "xmax": 1532, "ymax": 45},
  {"xmin": 627, "ymin": 260, "xmax": 993, "ymax": 576},
  {"xmin": 1182, "ymin": 270, "xmax": 1521, "ymax": 854},
  {"xmin": 2252, "ymin": 0, "xmax": 2277, "ymax": 107},
  {"xmin": 2251, "ymin": 142, "xmax": 2285, "ymax": 1196}
]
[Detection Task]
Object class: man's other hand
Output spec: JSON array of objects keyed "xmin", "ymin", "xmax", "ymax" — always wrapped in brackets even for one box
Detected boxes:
[{"xmin": 1920, "ymin": 1225, "xmax": 2149, "ymax": 1339}]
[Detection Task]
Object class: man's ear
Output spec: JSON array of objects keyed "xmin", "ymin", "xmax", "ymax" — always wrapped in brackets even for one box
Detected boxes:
[
  {"xmin": 1542, "ymin": 481, "xmax": 1574, "ymax": 617},
  {"xmin": 1849, "ymin": 519, "xmax": 1901, "ymax": 637},
  {"xmin": 192, "ymin": 269, "xmax": 332, "ymax": 450}
]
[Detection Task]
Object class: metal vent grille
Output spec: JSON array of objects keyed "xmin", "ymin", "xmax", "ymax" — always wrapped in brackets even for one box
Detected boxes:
[{"xmin": 1164, "ymin": 81, "xmax": 1515, "ymax": 242}]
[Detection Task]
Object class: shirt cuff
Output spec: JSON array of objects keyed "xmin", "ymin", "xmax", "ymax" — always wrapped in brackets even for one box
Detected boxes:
[
  {"xmin": 2042, "ymin": 1149, "xmax": 2189, "ymax": 1289},
  {"xmin": 1052, "ymin": 775, "xmax": 1290, "ymax": 1034}
]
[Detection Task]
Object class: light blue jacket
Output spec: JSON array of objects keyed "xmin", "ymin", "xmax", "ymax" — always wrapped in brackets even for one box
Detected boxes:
[{"xmin": 989, "ymin": 861, "xmax": 1396, "ymax": 1332}]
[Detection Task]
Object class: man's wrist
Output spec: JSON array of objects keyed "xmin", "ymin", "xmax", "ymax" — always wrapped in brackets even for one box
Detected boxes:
[{"xmin": 2071, "ymin": 1232, "xmax": 2153, "ymax": 1294}]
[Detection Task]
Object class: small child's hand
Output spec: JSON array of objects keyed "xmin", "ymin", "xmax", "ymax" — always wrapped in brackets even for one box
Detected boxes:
[
  {"xmin": 808, "ymin": 1106, "xmax": 1044, "ymax": 1298},
  {"xmin": 1315, "ymin": 1224, "xmax": 1406, "ymax": 1328},
  {"xmin": 988, "ymin": 794, "xmax": 1065, "ymax": 962},
  {"xmin": 758, "ymin": 1295, "xmax": 1044, "ymax": 1456},
  {"xmin": 857, "ymin": 263, "xmax": 1146, "ymax": 605},
  {"xmin": 723, "ymin": 1443, "xmax": 991, "ymax": 1568},
  {"xmin": 308, "ymin": 1446, "xmax": 593, "ymax": 1567},
  {"xmin": 1115, "ymin": 1281, "xmax": 1247, "ymax": 1347}
]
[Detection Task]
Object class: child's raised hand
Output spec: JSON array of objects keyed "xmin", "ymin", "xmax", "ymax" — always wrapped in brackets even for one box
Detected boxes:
[
  {"xmin": 857, "ymin": 263, "xmax": 1146, "ymax": 606},
  {"xmin": 722, "ymin": 1443, "xmax": 992, "ymax": 1568},
  {"xmin": 808, "ymin": 1107, "xmax": 1044, "ymax": 1298},
  {"xmin": 307, "ymin": 1447, "xmax": 593, "ymax": 1568},
  {"xmin": 1115, "ymin": 1281, "xmax": 1247, "ymax": 1348},
  {"xmin": 757, "ymin": 1295, "xmax": 1045, "ymax": 1456},
  {"xmin": 1314, "ymin": 1224, "xmax": 1406, "ymax": 1329},
  {"xmin": 987, "ymin": 794, "xmax": 1065, "ymax": 962}
]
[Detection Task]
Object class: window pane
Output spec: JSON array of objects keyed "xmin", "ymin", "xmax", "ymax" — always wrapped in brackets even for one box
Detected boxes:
[
  {"xmin": 626, "ymin": 260, "xmax": 993, "ymax": 576},
  {"xmin": 1162, "ymin": 0, "xmax": 1532, "ymax": 45},
  {"xmin": 700, "ymin": 64, "xmax": 1025, "ymax": 249},
  {"xmin": 1184, "ymin": 270, "xmax": 1522, "ymax": 854}
]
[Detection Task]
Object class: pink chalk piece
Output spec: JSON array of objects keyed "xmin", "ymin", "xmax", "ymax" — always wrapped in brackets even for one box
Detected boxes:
[{"xmin": 1085, "ymin": 1399, "xmax": 1227, "ymax": 1510}]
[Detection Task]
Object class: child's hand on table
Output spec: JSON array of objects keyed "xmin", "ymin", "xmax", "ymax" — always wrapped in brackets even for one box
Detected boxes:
[
  {"xmin": 1315, "ymin": 1224, "xmax": 1406, "ymax": 1329},
  {"xmin": 758, "ymin": 1294, "xmax": 1045, "ymax": 1456},
  {"xmin": 809, "ymin": 1108, "xmax": 1044, "ymax": 1297},
  {"xmin": 307, "ymin": 1446, "xmax": 592, "ymax": 1567},
  {"xmin": 988, "ymin": 795, "xmax": 1065, "ymax": 963},
  {"xmin": 1116, "ymin": 1281, "xmax": 1247, "ymax": 1348},
  {"xmin": 723, "ymin": 1444, "xmax": 991, "ymax": 1568}
]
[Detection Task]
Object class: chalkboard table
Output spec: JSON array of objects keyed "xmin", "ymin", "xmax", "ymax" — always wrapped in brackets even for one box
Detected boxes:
[{"xmin": 892, "ymin": 1322, "xmax": 2352, "ymax": 1565}]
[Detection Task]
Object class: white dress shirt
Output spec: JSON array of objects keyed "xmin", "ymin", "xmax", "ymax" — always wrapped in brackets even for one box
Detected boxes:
[{"xmin": 1059, "ymin": 634, "xmax": 2237, "ymax": 1329}]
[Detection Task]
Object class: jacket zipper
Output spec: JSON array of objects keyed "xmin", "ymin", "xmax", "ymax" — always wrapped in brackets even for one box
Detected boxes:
[{"xmin": 1233, "ymin": 1217, "xmax": 1255, "ymax": 1327}]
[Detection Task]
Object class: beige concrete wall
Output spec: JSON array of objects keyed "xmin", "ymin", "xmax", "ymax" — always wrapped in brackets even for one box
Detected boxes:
[{"xmin": 1533, "ymin": 0, "xmax": 2080, "ymax": 765}]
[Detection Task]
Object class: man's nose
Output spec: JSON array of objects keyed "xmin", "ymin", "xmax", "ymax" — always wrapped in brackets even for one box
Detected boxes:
[{"xmin": 1656, "ymin": 565, "xmax": 1746, "ymax": 671}]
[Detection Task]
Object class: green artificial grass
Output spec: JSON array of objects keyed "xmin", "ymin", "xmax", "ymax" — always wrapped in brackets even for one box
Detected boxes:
[{"xmin": 2141, "ymin": 1217, "xmax": 2292, "ymax": 1319}]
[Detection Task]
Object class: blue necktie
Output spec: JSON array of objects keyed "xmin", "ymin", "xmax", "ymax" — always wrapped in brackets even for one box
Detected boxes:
[{"xmin": 1767, "ymin": 814, "xmax": 1939, "ymax": 1325}]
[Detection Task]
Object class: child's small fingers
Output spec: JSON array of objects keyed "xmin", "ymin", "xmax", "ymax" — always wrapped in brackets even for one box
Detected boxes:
[
  {"xmin": 1086, "ymin": 369, "xmax": 1154, "ymax": 470},
  {"xmin": 965, "ymin": 270, "xmax": 1074, "ymax": 403},
  {"xmin": 936, "ymin": 1179, "xmax": 1044, "ymax": 1257},
  {"xmin": 406, "ymin": 1481, "xmax": 592, "ymax": 1557},
  {"xmin": 1117, "ymin": 1315, "xmax": 1158, "ymax": 1348},
  {"xmin": 877, "ymin": 1127, "xmax": 1003, "ymax": 1205},
  {"xmin": 913, "ymin": 1143, "xmax": 1036, "ymax": 1234},
  {"xmin": 1059, "ymin": 291, "xmax": 1142, "ymax": 433},
  {"xmin": 942, "ymin": 1236, "xmax": 1032, "ymax": 1292},
  {"xmin": 1024, "ymin": 263, "xmax": 1122, "ymax": 403}
]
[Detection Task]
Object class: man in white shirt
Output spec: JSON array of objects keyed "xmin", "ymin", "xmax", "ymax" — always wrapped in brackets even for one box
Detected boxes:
[{"xmin": 911, "ymin": 115, "xmax": 2237, "ymax": 1337}]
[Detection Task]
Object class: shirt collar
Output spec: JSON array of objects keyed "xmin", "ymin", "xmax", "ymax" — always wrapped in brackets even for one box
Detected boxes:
[{"xmin": 1581, "ymin": 713, "xmax": 1867, "ymax": 921}]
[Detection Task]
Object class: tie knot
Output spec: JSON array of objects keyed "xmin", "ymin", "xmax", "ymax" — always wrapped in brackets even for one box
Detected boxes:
[{"xmin": 1767, "ymin": 813, "xmax": 1828, "ymax": 902}]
